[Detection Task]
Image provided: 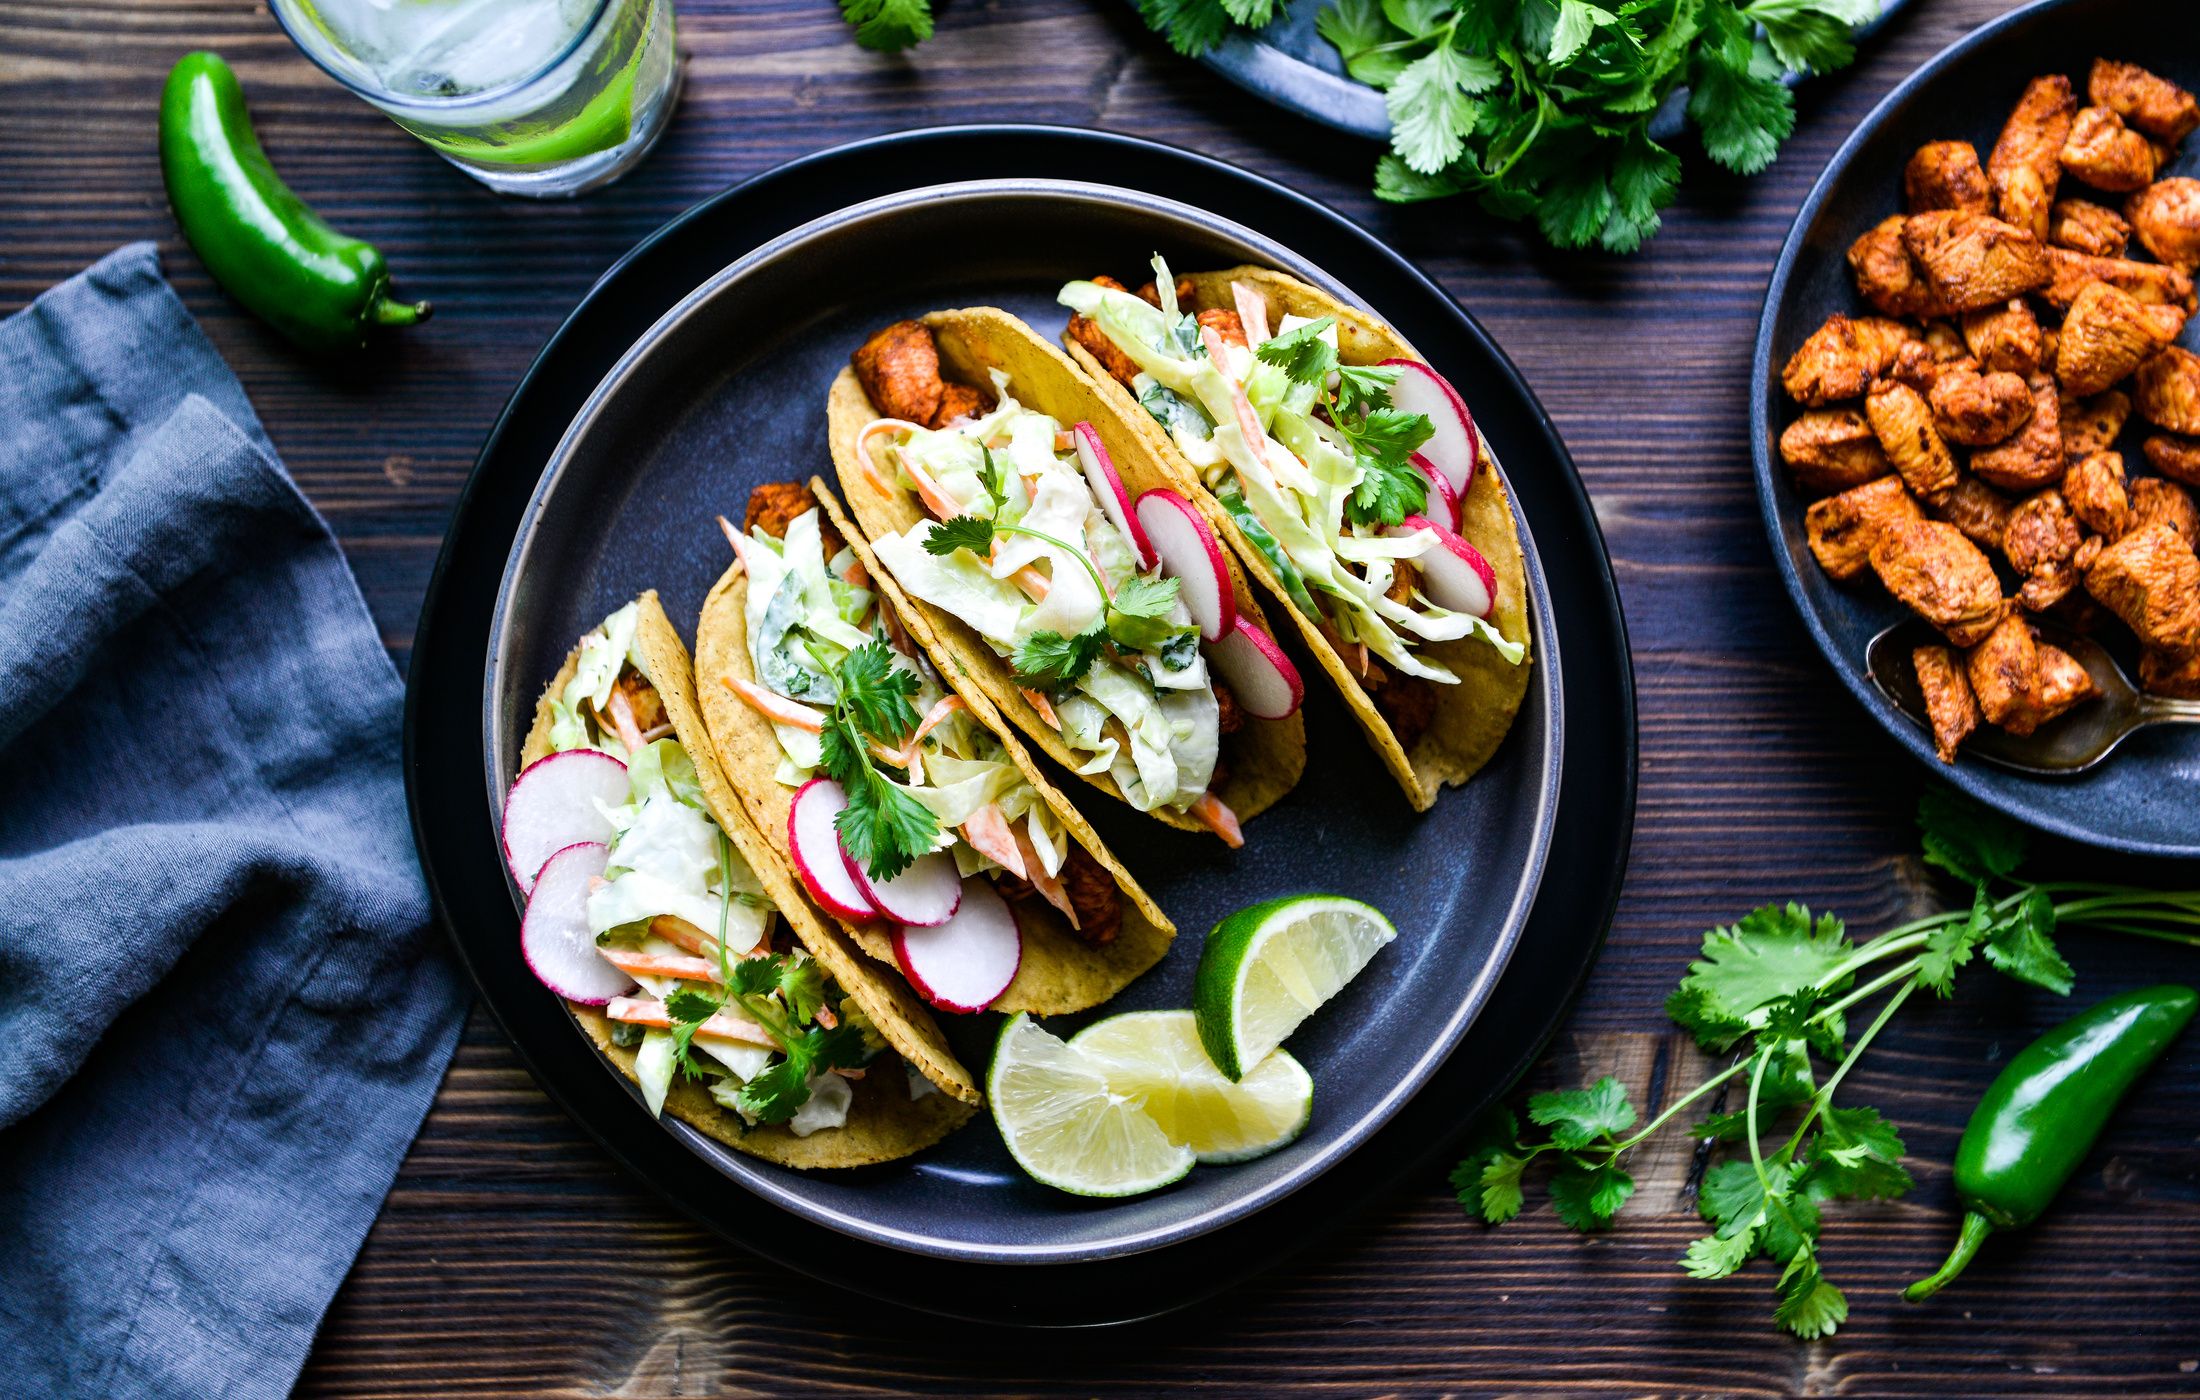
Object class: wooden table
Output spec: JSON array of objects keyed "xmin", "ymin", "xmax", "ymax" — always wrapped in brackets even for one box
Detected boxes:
[{"xmin": 8, "ymin": 0, "xmax": 2198, "ymax": 1392}]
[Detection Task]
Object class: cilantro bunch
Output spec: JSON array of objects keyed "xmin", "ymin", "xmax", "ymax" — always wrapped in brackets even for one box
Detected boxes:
[
  {"xmin": 1254, "ymin": 315, "xmax": 1434, "ymax": 526},
  {"xmin": 1455, "ymin": 790, "xmax": 2200, "ymax": 1338},
  {"xmin": 1138, "ymin": 0, "xmax": 1880, "ymax": 254},
  {"xmin": 837, "ymin": 0, "xmax": 933, "ymax": 50}
]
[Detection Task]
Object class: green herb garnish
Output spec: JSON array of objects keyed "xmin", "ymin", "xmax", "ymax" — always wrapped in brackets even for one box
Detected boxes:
[
  {"xmin": 817, "ymin": 639, "xmax": 937, "ymax": 883},
  {"xmin": 1255, "ymin": 316, "xmax": 1433, "ymax": 527}
]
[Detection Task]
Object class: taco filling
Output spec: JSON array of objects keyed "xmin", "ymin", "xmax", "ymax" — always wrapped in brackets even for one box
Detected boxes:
[
  {"xmin": 720, "ymin": 488, "xmax": 1123, "ymax": 943},
  {"xmin": 534, "ymin": 603, "xmax": 911, "ymax": 1135},
  {"xmin": 1059, "ymin": 258, "xmax": 1526, "ymax": 745},
  {"xmin": 843, "ymin": 328, "xmax": 1243, "ymax": 837}
]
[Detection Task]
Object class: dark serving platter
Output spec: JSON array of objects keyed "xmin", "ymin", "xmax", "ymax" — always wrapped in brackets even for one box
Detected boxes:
[
  {"xmin": 407, "ymin": 125, "xmax": 1636, "ymax": 1323},
  {"xmin": 1752, "ymin": 0, "xmax": 2200, "ymax": 860}
]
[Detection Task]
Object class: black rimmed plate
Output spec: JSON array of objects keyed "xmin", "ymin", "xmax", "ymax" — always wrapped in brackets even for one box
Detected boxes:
[
  {"xmin": 407, "ymin": 126, "xmax": 1635, "ymax": 1322},
  {"xmin": 1751, "ymin": 0, "xmax": 2200, "ymax": 859}
]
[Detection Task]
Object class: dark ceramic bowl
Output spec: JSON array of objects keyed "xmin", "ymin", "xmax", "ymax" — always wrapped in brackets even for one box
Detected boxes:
[
  {"xmin": 483, "ymin": 181, "xmax": 1562, "ymax": 1261},
  {"xmin": 1752, "ymin": 0, "xmax": 2200, "ymax": 857}
]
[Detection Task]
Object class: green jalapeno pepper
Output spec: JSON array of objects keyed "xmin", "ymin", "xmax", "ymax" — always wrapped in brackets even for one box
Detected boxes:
[
  {"xmin": 1905, "ymin": 983, "xmax": 2196, "ymax": 1301},
  {"xmin": 159, "ymin": 52, "xmax": 429, "ymax": 354}
]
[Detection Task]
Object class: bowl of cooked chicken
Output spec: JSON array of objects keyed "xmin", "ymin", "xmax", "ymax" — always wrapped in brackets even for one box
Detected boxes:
[{"xmin": 1754, "ymin": 0, "xmax": 2200, "ymax": 856}]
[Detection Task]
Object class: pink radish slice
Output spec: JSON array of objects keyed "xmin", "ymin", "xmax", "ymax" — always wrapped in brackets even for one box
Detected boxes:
[
  {"xmin": 843, "ymin": 845, "xmax": 962, "ymax": 927},
  {"xmin": 1381, "ymin": 359, "xmax": 1478, "ymax": 498},
  {"xmin": 1389, "ymin": 515, "xmax": 1496, "ymax": 619},
  {"xmin": 892, "ymin": 878, "xmax": 1022, "ymax": 1013},
  {"xmin": 1408, "ymin": 452, "xmax": 1462, "ymax": 532},
  {"xmin": 1207, "ymin": 616, "xmax": 1303, "ymax": 720},
  {"xmin": 502, "ymin": 749, "xmax": 629, "ymax": 892},
  {"xmin": 1134, "ymin": 488, "xmax": 1236, "ymax": 641},
  {"xmin": 521, "ymin": 842, "xmax": 636, "ymax": 1005},
  {"xmin": 788, "ymin": 779, "xmax": 880, "ymax": 921},
  {"xmin": 1072, "ymin": 423, "xmax": 1154, "ymax": 569}
]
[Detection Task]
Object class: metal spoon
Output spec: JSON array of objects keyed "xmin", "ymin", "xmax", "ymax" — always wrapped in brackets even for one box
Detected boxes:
[{"xmin": 1866, "ymin": 617, "xmax": 2200, "ymax": 775}]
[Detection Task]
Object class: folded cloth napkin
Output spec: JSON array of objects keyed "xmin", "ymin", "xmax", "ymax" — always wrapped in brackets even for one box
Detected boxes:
[{"xmin": 0, "ymin": 244, "xmax": 467, "ymax": 1398}]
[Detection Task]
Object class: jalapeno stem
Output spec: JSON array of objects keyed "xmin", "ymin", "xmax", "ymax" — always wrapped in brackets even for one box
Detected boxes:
[
  {"xmin": 1903, "ymin": 1211, "xmax": 1992, "ymax": 1301},
  {"xmin": 371, "ymin": 293, "xmax": 433, "ymax": 328}
]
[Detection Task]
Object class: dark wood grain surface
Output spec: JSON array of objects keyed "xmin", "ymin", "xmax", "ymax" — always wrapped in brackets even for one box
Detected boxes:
[{"xmin": 7, "ymin": 0, "xmax": 2199, "ymax": 1393}]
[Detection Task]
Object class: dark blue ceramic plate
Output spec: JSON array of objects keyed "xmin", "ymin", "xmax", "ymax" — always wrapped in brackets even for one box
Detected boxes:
[
  {"xmin": 1180, "ymin": 0, "xmax": 1913, "ymax": 143},
  {"xmin": 407, "ymin": 126, "xmax": 1636, "ymax": 1323},
  {"xmin": 1752, "ymin": 0, "xmax": 2200, "ymax": 858}
]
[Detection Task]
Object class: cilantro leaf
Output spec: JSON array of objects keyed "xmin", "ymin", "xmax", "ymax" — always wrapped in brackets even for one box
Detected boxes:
[
  {"xmin": 1700, "ymin": 1158, "xmax": 1817, "ymax": 1263},
  {"xmin": 1449, "ymin": 1106, "xmax": 1526, "ymax": 1223},
  {"xmin": 837, "ymin": 0, "xmax": 932, "ymax": 50},
  {"xmin": 1111, "ymin": 574, "xmax": 1183, "ymax": 619},
  {"xmin": 1012, "ymin": 626, "xmax": 1107, "ymax": 689},
  {"xmin": 1374, "ymin": 154, "xmax": 1469, "ymax": 204},
  {"xmin": 1802, "ymin": 1106, "xmax": 1912, "ymax": 1203},
  {"xmin": 1681, "ymin": 1227, "xmax": 1757, "ymax": 1280},
  {"xmin": 1549, "ymin": 1160, "xmax": 1635, "ymax": 1230},
  {"xmin": 1918, "ymin": 786, "xmax": 2027, "ymax": 883},
  {"xmin": 922, "ymin": 514, "xmax": 998, "ymax": 559},
  {"xmin": 834, "ymin": 768, "xmax": 938, "ymax": 882},
  {"xmin": 1773, "ymin": 1252, "xmax": 1849, "ymax": 1340},
  {"xmin": 734, "ymin": 1056, "xmax": 813, "ymax": 1124},
  {"xmin": 1605, "ymin": 133, "xmax": 1682, "ymax": 254},
  {"xmin": 665, "ymin": 987, "xmax": 719, "ymax": 1023},
  {"xmin": 1134, "ymin": 0, "xmax": 1234, "ymax": 54},
  {"xmin": 1333, "ymin": 363, "xmax": 1402, "ymax": 417},
  {"xmin": 1317, "ymin": 0, "xmax": 1413, "ymax": 87},
  {"xmin": 1527, "ymin": 1076, "xmax": 1636, "ymax": 1149},
  {"xmin": 1746, "ymin": 0, "xmax": 1879, "ymax": 76},
  {"xmin": 1984, "ymin": 888, "xmax": 2074, "ymax": 995},
  {"xmin": 1917, "ymin": 890, "xmax": 1987, "ymax": 997},
  {"xmin": 1387, "ymin": 45, "xmax": 1492, "ymax": 175},
  {"xmin": 1687, "ymin": 6, "xmax": 1795, "ymax": 176},
  {"xmin": 1255, "ymin": 316, "xmax": 1340, "ymax": 386},
  {"xmin": 1350, "ymin": 405, "xmax": 1438, "ymax": 466},
  {"xmin": 1669, "ymin": 904, "xmax": 1852, "ymax": 1047},
  {"xmin": 1478, "ymin": 1153, "xmax": 1529, "ymax": 1223},
  {"xmin": 1346, "ymin": 453, "xmax": 1431, "ymax": 528},
  {"xmin": 835, "ymin": 640, "xmax": 923, "ymax": 742}
]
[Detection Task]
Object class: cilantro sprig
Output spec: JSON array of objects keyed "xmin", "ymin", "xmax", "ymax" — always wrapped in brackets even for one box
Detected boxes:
[
  {"xmin": 665, "ymin": 955, "xmax": 869, "ymax": 1126},
  {"xmin": 1136, "ymin": 0, "xmax": 1882, "ymax": 255},
  {"xmin": 837, "ymin": 0, "xmax": 932, "ymax": 51},
  {"xmin": 1453, "ymin": 789, "xmax": 2200, "ymax": 1339},
  {"xmin": 820, "ymin": 640, "xmax": 938, "ymax": 882},
  {"xmin": 921, "ymin": 514, "xmax": 1192, "ymax": 689},
  {"xmin": 1255, "ymin": 317, "xmax": 1433, "ymax": 527}
]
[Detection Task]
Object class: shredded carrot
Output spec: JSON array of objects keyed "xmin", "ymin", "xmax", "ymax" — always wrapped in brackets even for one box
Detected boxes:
[
  {"xmin": 960, "ymin": 803, "xmax": 1027, "ymax": 880},
  {"xmin": 647, "ymin": 915, "xmax": 725, "ymax": 961},
  {"xmin": 854, "ymin": 417, "xmax": 927, "ymax": 500},
  {"xmin": 880, "ymin": 694, "xmax": 966, "ymax": 768},
  {"xmin": 1010, "ymin": 822, "xmax": 1075, "ymax": 927},
  {"xmin": 716, "ymin": 514, "xmax": 752, "ymax": 577},
  {"xmin": 600, "ymin": 948, "xmax": 721, "ymax": 983},
  {"xmin": 1230, "ymin": 281, "xmax": 1272, "ymax": 347},
  {"xmin": 814, "ymin": 1005, "xmax": 838, "ymax": 1030},
  {"xmin": 722, "ymin": 675, "xmax": 824, "ymax": 732},
  {"xmin": 1053, "ymin": 430, "xmax": 1074, "ymax": 453},
  {"xmin": 604, "ymin": 996, "xmax": 777, "ymax": 1048},
  {"xmin": 1019, "ymin": 687, "xmax": 1061, "ymax": 729},
  {"xmin": 830, "ymin": 1066, "xmax": 867, "ymax": 1080},
  {"xmin": 604, "ymin": 687, "xmax": 648, "ymax": 753},
  {"xmin": 1189, "ymin": 791, "xmax": 1244, "ymax": 848}
]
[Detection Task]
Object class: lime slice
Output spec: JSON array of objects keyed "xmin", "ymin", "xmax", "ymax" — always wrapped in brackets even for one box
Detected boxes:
[
  {"xmin": 1193, "ymin": 894, "xmax": 1397, "ymax": 1080},
  {"xmin": 987, "ymin": 1013, "xmax": 1194, "ymax": 1197},
  {"xmin": 1072, "ymin": 1010, "xmax": 1312, "ymax": 1164}
]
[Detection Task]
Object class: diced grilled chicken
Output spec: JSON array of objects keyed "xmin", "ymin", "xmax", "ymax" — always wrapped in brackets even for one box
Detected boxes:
[
  {"xmin": 2053, "ymin": 280, "xmax": 2186, "ymax": 396},
  {"xmin": 1805, "ymin": 476, "xmax": 1924, "ymax": 581},
  {"xmin": 2127, "ymin": 178, "xmax": 2200, "ymax": 272},
  {"xmin": 1871, "ymin": 518, "xmax": 2007, "ymax": 646},
  {"xmin": 1902, "ymin": 211, "xmax": 2051, "ymax": 313}
]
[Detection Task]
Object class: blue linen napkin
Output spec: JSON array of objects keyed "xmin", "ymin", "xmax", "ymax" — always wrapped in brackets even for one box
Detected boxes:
[{"xmin": 0, "ymin": 244, "xmax": 468, "ymax": 1398}]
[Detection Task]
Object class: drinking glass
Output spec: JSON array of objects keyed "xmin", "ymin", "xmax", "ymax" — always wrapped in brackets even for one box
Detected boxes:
[{"xmin": 268, "ymin": 0, "xmax": 681, "ymax": 198}]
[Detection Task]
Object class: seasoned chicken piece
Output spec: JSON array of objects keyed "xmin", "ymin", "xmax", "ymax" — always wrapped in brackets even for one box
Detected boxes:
[
  {"xmin": 1866, "ymin": 379, "xmax": 1960, "ymax": 499},
  {"xmin": 1929, "ymin": 473, "xmax": 2015, "ymax": 550},
  {"xmin": 1133, "ymin": 275, "xmax": 1195, "ymax": 309},
  {"xmin": 2049, "ymin": 198, "xmax": 2132, "ymax": 256},
  {"xmin": 1961, "ymin": 299, "xmax": 2044, "ymax": 376},
  {"xmin": 1195, "ymin": 307, "xmax": 1248, "ymax": 349},
  {"xmin": 1888, "ymin": 340, "xmax": 1950, "ymax": 394},
  {"xmin": 1989, "ymin": 76, "xmax": 2077, "ymax": 238},
  {"xmin": 2031, "ymin": 643, "xmax": 2101, "ymax": 727},
  {"xmin": 1966, "ymin": 613, "xmax": 2042, "ymax": 729},
  {"xmin": 2139, "ymin": 647, "xmax": 2200, "ymax": 697},
  {"xmin": 1902, "ymin": 211, "xmax": 2051, "ymax": 312},
  {"xmin": 2003, "ymin": 488, "xmax": 2081, "ymax": 577},
  {"xmin": 2133, "ymin": 346, "xmax": 2200, "ymax": 435},
  {"xmin": 2060, "ymin": 107, "xmax": 2157, "ymax": 193},
  {"xmin": 1929, "ymin": 362, "xmax": 2034, "ymax": 444},
  {"xmin": 851, "ymin": 320, "xmax": 947, "ymax": 427},
  {"xmin": 1913, "ymin": 644, "xmax": 1979, "ymax": 762},
  {"xmin": 2063, "ymin": 450, "xmax": 2131, "ymax": 536},
  {"xmin": 1782, "ymin": 314, "xmax": 1915, "ymax": 405},
  {"xmin": 1906, "ymin": 141, "xmax": 1991, "ymax": 214},
  {"xmin": 2054, "ymin": 281, "xmax": 2187, "ymax": 396},
  {"xmin": 2143, "ymin": 432, "xmax": 2200, "ymax": 488},
  {"xmin": 2041, "ymin": 247, "xmax": 2197, "ymax": 311},
  {"xmin": 744, "ymin": 481, "xmax": 816, "ymax": 540},
  {"xmin": 2129, "ymin": 476, "xmax": 2200, "ymax": 547},
  {"xmin": 2060, "ymin": 389, "xmax": 2131, "ymax": 461},
  {"xmin": 2017, "ymin": 557, "xmax": 2082, "ymax": 613},
  {"xmin": 932, "ymin": 381, "xmax": 992, "ymax": 427},
  {"xmin": 1806, "ymin": 476, "xmax": 1924, "ymax": 581},
  {"xmin": 1970, "ymin": 375, "xmax": 2064, "ymax": 492},
  {"xmin": 2126, "ymin": 178, "xmax": 2200, "ymax": 272},
  {"xmin": 2089, "ymin": 59, "xmax": 2200, "ymax": 144},
  {"xmin": 1065, "ymin": 276, "xmax": 1144, "ymax": 388},
  {"xmin": 1872, "ymin": 518, "xmax": 2007, "ymax": 646},
  {"xmin": 1848, "ymin": 217, "xmax": 1941, "ymax": 317},
  {"xmin": 2086, "ymin": 521, "xmax": 2200, "ymax": 655},
  {"xmin": 1923, "ymin": 321, "xmax": 1971, "ymax": 360},
  {"xmin": 1780, "ymin": 408, "xmax": 1891, "ymax": 495}
]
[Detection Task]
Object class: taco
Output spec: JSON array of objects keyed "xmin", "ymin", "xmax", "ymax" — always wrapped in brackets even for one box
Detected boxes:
[
  {"xmin": 510, "ymin": 592, "xmax": 977, "ymax": 1169},
  {"xmin": 1056, "ymin": 261, "xmax": 1532, "ymax": 811},
  {"xmin": 825, "ymin": 311, "xmax": 1309, "ymax": 845},
  {"xmin": 693, "ymin": 479, "xmax": 1174, "ymax": 1015}
]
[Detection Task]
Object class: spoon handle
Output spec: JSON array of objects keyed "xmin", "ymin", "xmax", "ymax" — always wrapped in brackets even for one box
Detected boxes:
[{"xmin": 2135, "ymin": 695, "xmax": 2200, "ymax": 724}]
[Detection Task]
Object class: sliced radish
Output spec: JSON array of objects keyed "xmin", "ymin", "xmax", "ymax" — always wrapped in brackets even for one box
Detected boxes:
[
  {"xmin": 788, "ymin": 779, "xmax": 879, "ymax": 921},
  {"xmin": 502, "ymin": 749, "xmax": 629, "ymax": 892},
  {"xmin": 1135, "ymin": 487, "xmax": 1236, "ymax": 641},
  {"xmin": 1408, "ymin": 451, "xmax": 1462, "ymax": 532},
  {"xmin": 1072, "ymin": 423, "xmax": 1154, "ymax": 569},
  {"xmin": 1207, "ymin": 616, "xmax": 1303, "ymax": 720},
  {"xmin": 843, "ymin": 844, "xmax": 961, "ymax": 927},
  {"xmin": 1389, "ymin": 514, "xmax": 1497, "ymax": 619},
  {"xmin": 891, "ymin": 878, "xmax": 1022, "ymax": 1013},
  {"xmin": 521, "ymin": 842, "xmax": 635, "ymax": 1005},
  {"xmin": 1382, "ymin": 359, "xmax": 1478, "ymax": 498}
]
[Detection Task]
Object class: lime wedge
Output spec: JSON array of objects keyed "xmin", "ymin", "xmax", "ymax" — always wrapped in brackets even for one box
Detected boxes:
[
  {"xmin": 987, "ymin": 1013, "xmax": 1194, "ymax": 1197},
  {"xmin": 1193, "ymin": 894, "xmax": 1397, "ymax": 1080},
  {"xmin": 1072, "ymin": 1010, "xmax": 1312, "ymax": 1164}
]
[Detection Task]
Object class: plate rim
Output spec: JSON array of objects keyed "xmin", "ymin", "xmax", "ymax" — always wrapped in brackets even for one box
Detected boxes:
[
  {"xmin": 1749, "ymin": 0, "xmax": 2200, "ymax": 860},
  {"xmin": 402, "ymin": 123, "xmax": 1637, "ymax": 1321},
  {"xmin": 482, "ymin": 176, "xmax": 1564, "ymax": 1261}
]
